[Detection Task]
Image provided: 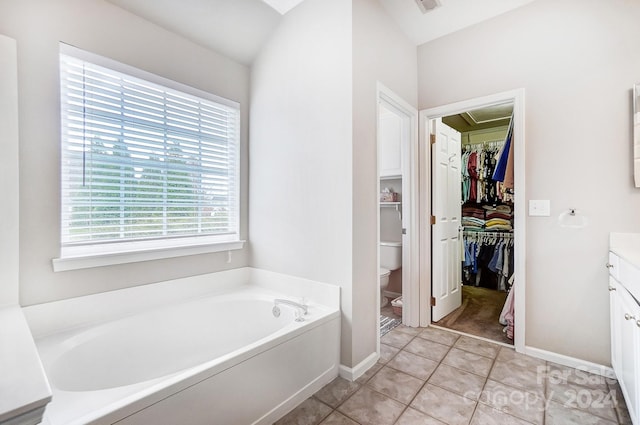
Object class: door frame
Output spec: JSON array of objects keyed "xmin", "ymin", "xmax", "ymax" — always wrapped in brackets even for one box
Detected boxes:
[
  {"xmin": 376, "ymin": 83, "xmax": 420, "ymax": 332},
  {"xmin": 419, "ymin": 89, "xmax": 526, "ymax": 353}
]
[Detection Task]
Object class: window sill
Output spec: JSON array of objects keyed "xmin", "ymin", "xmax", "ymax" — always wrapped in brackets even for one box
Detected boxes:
[{"xmin": 52, "ymin": 240, "xmax": 245, "ymax": 272}]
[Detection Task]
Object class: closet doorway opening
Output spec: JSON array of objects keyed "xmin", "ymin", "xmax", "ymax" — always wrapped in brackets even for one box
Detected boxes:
[{"xmin": 419, "ymin": 90, "xmax": 526, "ymax": 352}]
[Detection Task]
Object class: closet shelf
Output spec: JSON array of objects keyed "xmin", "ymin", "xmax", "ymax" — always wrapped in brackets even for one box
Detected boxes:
[
  {"xmin": 380, "ymin": 202, "xmax": 401, "ymax": 219},
  {"xmin": 380, "ymin": 175, "xmax": 402, "ymax": 181}
]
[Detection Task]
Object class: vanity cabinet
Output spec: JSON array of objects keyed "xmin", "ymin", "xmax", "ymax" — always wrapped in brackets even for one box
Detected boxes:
[
  {"xmin": 608, "ymin": 251, "xmax": 640, "ymax": 425},
  {"xmin": 379, "ymin": 106, "xmax": 403, "ymax": 178}
]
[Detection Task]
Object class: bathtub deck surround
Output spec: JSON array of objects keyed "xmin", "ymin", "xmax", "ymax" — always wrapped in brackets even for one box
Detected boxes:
[
  {"xmin": 0, "ymin": 307, "xmax": 51, "ymax": 425},
  {"xmin": 276, "ymin": 326, "xmax": 632, "ymax": 425},
  {"xmin": 24, "ymin": 268, "xmax": 340, "ymax": 425}
]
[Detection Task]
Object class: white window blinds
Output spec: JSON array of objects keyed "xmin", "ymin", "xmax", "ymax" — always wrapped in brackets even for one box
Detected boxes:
[{"xmin": 59, "ymin": 46, "xmax": 240, "ymax": 255}]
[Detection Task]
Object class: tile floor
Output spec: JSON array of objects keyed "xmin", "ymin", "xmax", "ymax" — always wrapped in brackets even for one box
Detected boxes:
[{"xmin": 275, "ymin": 326, "xmax": 632, "ymax": 425}]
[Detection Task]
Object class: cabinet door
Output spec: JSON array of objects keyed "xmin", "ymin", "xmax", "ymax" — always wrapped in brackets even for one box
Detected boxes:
[
  {"xmin": 617, "ymin": 284, "xmax": 640, "ymax": 424},
  {"xmin": 610, "ymin": 277, "xmax": 622, "ymax": 373},
  {"xmin": 379, "ymin": 105, "xmax": 403, "ymax": 177}
]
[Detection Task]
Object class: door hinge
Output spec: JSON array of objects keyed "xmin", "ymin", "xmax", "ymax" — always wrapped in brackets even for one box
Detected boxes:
[
  {"xmin": 430, "ymin": 133, "xmax": 436, "ymax": 144},
  {"xmin": 402, "ymin": 228, "xmax": 407, "ymax": 235},
  {"xmin": 430, "ymin": 296, "xmax": 436, "ymax": 306},
  {"xmin": 430, "ymin": 215, "xmax": 436, "ymax": 225}
]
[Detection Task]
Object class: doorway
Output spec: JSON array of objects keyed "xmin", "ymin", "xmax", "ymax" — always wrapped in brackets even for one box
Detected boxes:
[
  {"xmin": 419, "ymin": 89, "xmax": 526, "ymax": 353},
  {"xmin": 376, "ymin": 83, "xmax": 420, "ymax": 349},
  {"xmin": 433, "ymin": 105, "xmax": 514, "ymax": 345}
]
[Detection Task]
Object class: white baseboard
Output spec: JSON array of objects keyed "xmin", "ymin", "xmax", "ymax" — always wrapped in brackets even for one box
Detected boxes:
[
  {"xmin": 339, "ymin": 352, "xmax": 379, "ymax": 382},
  {"xmin": 524, "ymin": 346, "xmax": 615, "ymax": 379}
]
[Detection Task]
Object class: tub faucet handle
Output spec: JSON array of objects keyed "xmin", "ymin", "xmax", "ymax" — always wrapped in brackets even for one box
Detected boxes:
[{"xmin": 274, "ymin": 298, "xmax": 308, "ymax": 317}]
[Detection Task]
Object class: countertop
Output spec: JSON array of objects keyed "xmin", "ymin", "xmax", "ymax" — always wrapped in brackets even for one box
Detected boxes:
[
  {"xmin": 610, "ymin": 232, "xmax": 640, "ymax": 269},
  {"xmin": 0, "ymin": 305, "xmax": 51, "ymax": 423}
]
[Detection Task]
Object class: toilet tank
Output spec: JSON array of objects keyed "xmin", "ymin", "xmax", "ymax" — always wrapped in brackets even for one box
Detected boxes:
[{"xmin": 380, "ymin": 241, "xmax": 402, "ymax": 270}]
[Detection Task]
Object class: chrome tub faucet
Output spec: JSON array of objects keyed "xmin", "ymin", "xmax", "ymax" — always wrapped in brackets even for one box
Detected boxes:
[{"xmin": 272, "ymin": 298, "xmax": 308, "ymax": 321}]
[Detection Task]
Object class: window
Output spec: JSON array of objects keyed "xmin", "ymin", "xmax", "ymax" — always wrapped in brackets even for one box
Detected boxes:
[{"xmin": 57, "ymin": 45, "xmax": 241, "ymax": 267}]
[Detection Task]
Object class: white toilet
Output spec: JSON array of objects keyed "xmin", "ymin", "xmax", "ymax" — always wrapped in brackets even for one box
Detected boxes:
[{"xmin": 380, "ymin": 241, "xmax": 402, "ymax": 307}]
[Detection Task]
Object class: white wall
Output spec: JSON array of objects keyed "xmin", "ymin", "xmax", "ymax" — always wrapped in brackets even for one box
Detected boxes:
[
  {"xmin": 0, "ymin": 0, "xmax": 250, "ymax": 306},
  {"xmin": 250, "ymin": 0, "xmax": 354, "ymax": 364},
  {"xmin": 418, "ymin": 0, "xmax": 640, "ymax": 365},
  {"xmin": 351, "ymin": 0, "xmax": 417, "ymax": 366},
  {"xmin": 0, "ymin": 34, "xmax": 19, "ymax": 307},
  {"xmin": 250, "ymin": 0, "xmax": 416, "ymax": 369}
]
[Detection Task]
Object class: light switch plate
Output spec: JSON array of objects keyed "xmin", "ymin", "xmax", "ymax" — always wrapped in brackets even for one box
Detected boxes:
[{"xmin": 529, "ymin": 200, "xmax": 551, "ymax": 216}]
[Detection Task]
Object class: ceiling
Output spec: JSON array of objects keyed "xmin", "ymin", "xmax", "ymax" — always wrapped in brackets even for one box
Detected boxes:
[
  {"xmin": 107, "ymin": 0, "xmax": 282, "ymax": 65},
  {"xmin": 378, "ymin": 0, "xmax": 536, "ymax": 46},
  {"xmin": 106, "ymin": 0, "xmax": 537, "ymax": 65},
  {"xmin": 443, "ymin": 103, "xmax": 513, "ymax": 133}
]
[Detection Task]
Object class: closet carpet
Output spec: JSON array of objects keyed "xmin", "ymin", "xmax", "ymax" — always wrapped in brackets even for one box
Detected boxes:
[{"xmin": 434, "ymin": 285, "xmax": 511, "ymax": 345}]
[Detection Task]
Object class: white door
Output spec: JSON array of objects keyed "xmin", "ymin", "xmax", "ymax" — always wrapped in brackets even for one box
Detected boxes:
[{"xmin": 431, "ymin": 118, "xmax": 462, "ymax": 322}]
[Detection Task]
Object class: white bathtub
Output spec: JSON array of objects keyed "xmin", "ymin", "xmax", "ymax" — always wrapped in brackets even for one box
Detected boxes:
[{"xmin": 24, "ymin": 268, "xmax": 340, "ymax": 425}]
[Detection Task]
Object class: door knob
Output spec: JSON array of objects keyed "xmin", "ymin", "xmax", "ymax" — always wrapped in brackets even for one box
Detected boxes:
[{"xmin": 625, "ymin": 313, "xmax": 636, "ymax": 321}]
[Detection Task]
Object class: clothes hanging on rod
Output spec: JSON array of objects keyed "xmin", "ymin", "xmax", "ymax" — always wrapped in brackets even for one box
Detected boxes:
[
  {"xmin": 492, "ymin": 115, "xmax": 515, "ymax": 189},
  {"xmin": 499, "ymin": 277, "xmax": 515, "ymax": 340},
  {"xmin": 461, "ymin": 140, "xmax": 509, "ymax": 204},
  {"xmin": 462, "ymin": 230, "xmax": 513, "ymax": 291}
]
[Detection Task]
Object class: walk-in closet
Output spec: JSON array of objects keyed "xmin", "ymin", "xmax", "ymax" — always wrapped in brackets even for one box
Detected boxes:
[{"xmin": 432, "ymin": 103, "xmax": 516, "ymax": 345}]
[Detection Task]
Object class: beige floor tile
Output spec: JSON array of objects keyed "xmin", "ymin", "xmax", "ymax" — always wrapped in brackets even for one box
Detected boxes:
[
  {"xmin": 470, "ymin": 402, "xmax": 535, "ymax": 425},
  {"xmin": 418, "ymin": 327, "xmax": 460, "ymax": 346},
  {"xmin": 480, "ymin": 379, "xmax": 544, "ymax": 425},
  {"xmin": 367, "ymin": 366, "xmax": 424, "ymax": 404},
  {"xmin": 547, "ymin": 362, "xmax": 618, "ymax": 390},
  {"xmin": 355, "ymin": 362, "xmax": 383, "ymax": 385},
  {"xmin": 489, "ymin": 360, "xmax": 545, "ymax": 395},
  {"xmin": 394, "ymin": 324, "xmax": 423, "ymax": 336},
  {"xmin": 545, "ymin": 362, "xmax": 610, "ymax": 391},
  {"xmin": 337, "ymin": 386, "xmax": 405, "ymax": 425},
  {"xmin": 275, "ymin": 397, "xmax": 333, "ymax": 425},
  {"xmin": 319, "ymin": 411, "xmax": 359, "ymax": 425},
  {"xmin": 545, "ymin": 400, "xmax": 617, "ymax": 425},
  {"xmin": 608, "ymin": 380, "xmax": 633, "ymax": 423},
  {"xmin": 380, "ymin": 328, "xmax": 415, "ymax": 348},
  {"xmin": 395, "ymin": 407, "xmax": 446, "ymax": 425},
  {"xmin": 442, "ymin": 347, "xmax": 494, "ymax": 377},
  {"xmin": 428, "ymin": 363, "xmax": 486, "ymax": 400},
  {"xmin": 285, "ymin": 330, "xmax": 638, "ymax": 425},
  {"xmin": 546, "ymin": 379, "xmax": 618, "ymax": 422},
  {"xmin": 410, "ymin": 383, "xmax": 477, "ymax": 425},
  {"xmin": 496, "ymin": 347, "xmax": 546, "ymax": 371},
  {"xmin": 379, "ymin": 343, "xmax": 400, "ymax": 364},
  {"xmin": 454, "ymin": 336, "xmax": 500, "ymax": 358},
  {"xmin": 387, "ymin": 349, "xmax": 439, "ymax": 380},
  {"xmin": 314, "ymin": 377, "xmax": 360, "ymax": 408},
  {"xmin": 404, "ymin": 337, "xmax": 450, "ymax": 362},
  {"xmin": 616, "ymin": 402, "xmax": 634, "ymax": 425}
]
